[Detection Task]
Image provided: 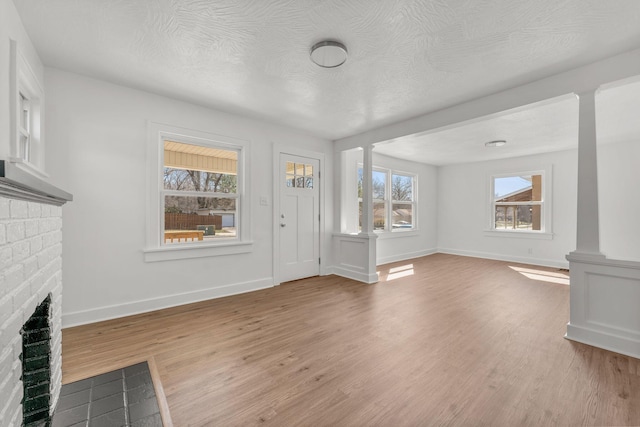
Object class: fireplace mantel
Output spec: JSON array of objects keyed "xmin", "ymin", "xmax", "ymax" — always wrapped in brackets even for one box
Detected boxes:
[{"xmin": 0, "ymin": 160, "xmax": 72, "ymax": 206}]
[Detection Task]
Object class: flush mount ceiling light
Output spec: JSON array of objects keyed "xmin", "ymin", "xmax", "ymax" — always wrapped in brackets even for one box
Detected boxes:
[
  {"xmin": 485, "ymin": 140, "xmax": 507, "ymax": 147},
  {"xmin": 310, "ymin": 40, "xmax": 348, "ymax": 68}
]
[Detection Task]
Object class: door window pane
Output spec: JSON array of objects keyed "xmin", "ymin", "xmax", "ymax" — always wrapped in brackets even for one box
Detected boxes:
[{"xmin": 285, "ymin": 161, "xmax": 314, "ymax": 189}]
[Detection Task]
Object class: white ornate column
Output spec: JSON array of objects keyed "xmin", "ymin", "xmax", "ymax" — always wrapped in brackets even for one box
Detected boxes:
[
  {"xmin": 565, "ymin": 89, "xmax": 640, "ymax": 359},
  {"xmin": 570, "ymin": 89, "xmax": 604, "ymax": 259},
  {"xmin": 360, "ymin": 145, "xmax": 378, "ymax": 282},
  {"xmin": 332, "ymin": 145, "xmax": 378, "ymax": 284},
  {"xmin": 360, "ymin": 145, "xmax": 374, "ymax": 235}
]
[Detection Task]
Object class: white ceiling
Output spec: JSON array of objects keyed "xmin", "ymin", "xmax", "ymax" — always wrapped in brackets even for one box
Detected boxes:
[
  {"xmin": 13, "ymin": 0, "xmax": 640, "ymax": 162},
  {"xmin": 375, "ymin": 94, "xmax": 580, "ymax": 165},
  {"xmin": 375, "ymin": 78, "xmax": 640, "ymax": 165}
]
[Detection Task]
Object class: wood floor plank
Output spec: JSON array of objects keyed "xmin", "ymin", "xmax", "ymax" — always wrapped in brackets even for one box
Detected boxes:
[{"xmin": 61, "ymin": 254, "xmax": 640, "ymax": 426}]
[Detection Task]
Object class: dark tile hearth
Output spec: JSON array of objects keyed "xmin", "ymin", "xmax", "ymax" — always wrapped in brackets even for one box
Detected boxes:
[{"xmin": 52, "ymin": 362, "xmax": 162, "ymax": 427}]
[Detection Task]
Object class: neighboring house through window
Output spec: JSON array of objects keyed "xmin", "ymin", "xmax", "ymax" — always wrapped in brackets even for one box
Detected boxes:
[{"xmin": 491, "ymin": 171, "xmax": 547, "ymax": 233}]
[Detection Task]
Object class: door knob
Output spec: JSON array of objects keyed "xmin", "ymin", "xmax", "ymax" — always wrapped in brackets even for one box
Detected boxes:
[{"xmin": 280, "ymin": 223, "xmax": 286, "ymax": 227}]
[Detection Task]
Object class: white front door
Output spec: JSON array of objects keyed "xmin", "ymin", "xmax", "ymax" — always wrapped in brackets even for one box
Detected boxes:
[{"xmin": 279, "ymin": 154, "xmax": 320, "ymax": 282}]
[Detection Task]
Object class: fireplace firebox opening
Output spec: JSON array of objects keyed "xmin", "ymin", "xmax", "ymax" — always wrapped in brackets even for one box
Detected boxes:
[{"xmin": 20, "ymin": 294, "xmax": 53, "ymax": 427}]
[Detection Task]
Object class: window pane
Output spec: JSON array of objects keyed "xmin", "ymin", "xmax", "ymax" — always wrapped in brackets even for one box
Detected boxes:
[
  {"xmin": 305, "ymin": 164, "xmax": 313, "ymax": 177},
  {"xmin": 164, "ymin": 168, "xmax": 237, "ymax": 193},
  {"xmin": 19, "ymin": 135, "xmax": 29, "ymax": 162},
  {"xmin": 286, "ymin": 174, "xmax": 295, "ymax": 187},
  {"xmin": 372, "ymin": 170, "xmax": 386, "ymax": 199},
  {"xmin": 305, "ymin": 177, "xmax": 313, "ymax": 189},
  {"xmin": 20, "ymin": 93, "xmax": 29, "ymax": 130},
  {"xmin": 358, "ymin": 201, "xmax": 387, "ymax": 231},
  {"xmin": 494, "ymin": 204, "xmax": 541, "ymax": 230},
  {"xmin": 392, "ymin": 203, "xmax": 413, "ymax": 229},
  {"xmin": 164, "ymin": 195, "xmax": 237, "ymax": 243},
  {"xmin": 494, "ymin": 174, "xmax": 541, "ymax": 202},
  {"xmin": 164, "ymin": 141, "xmax": 237, "ymax": 193},
  {"xmin": 286, "ymin": 161, "xmax": 295, "ymax": 174},
  {"xmin": 391, "ymin": 174, "xmax": 413, "ymax": 201},
  {"xmin": 296, "ymin": 176, "xmax": 305, "ymax": 188},
  {"xmin": 357, "ymin": 168, "xmax": 387, "ymax": 199},
  {"xmin": 373, "ymin": 202, "xmax": 386, "ymax": 230}
]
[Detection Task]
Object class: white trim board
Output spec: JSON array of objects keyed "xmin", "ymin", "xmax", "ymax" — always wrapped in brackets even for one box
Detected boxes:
[
  {"xmin": 63, "ymin": 250, "xmax": 569, "ymax": 327},
  {"xmin": 437, "ymin": 248, "xmax": 570, "ymax": 269},
  {"xmin": 377, "ymin": 248, "xmax": 437, "ymax": 266},
  {"xmin": 566, "ymin": 324, "xmax": 640, "ymax": 360},
  {"xmin": 62, "ymin": 277, "xmax": 274, "ymax": 328},
  {"xmin": 331, "ymin": 266, "xmax": 379, "ymax": 284}
]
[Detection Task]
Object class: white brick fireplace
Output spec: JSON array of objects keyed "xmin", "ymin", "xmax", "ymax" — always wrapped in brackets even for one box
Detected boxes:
[
  {"xmin": 2, "ymin": 3, "xmax": 72, "ymax": 424},
  {"xmin": 0, "ymin": 195, "xmax": 66, "ymax": 425}
]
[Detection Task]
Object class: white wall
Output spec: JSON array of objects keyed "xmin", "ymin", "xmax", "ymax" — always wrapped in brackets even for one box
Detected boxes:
[
  {"xmin": 373, "ymin": 153, "xmax": 438, "ymax": 265},
  {"xmin": 0, "ymin": 0, "xmax": 44, "ymax": 162},
  {"xmin": 598, "ymin": 139, "xmax": 640, "ymax": 262},
  {"xmin": 45, "ymin": 68, "xmax": 333, "ymax": 327},
  {"xmin": 437, "ymin": 149, "xmax": 578, "ymax": 268}
]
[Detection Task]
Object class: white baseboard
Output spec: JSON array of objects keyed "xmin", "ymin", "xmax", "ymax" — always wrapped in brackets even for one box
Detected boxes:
[
  {"xmin": 566, "ymin": 323, "xmax": 640, "ymax": 360},
  {"xmin": 62, "ymin": 278, "xmax": 274, "ymax": 328},
  {"xmin": 377, "ymin": 248, "xmax": 437, "ymax": 266},
  {"xmin": 437, "ymin": 247, "xmax": 569, "ymax": 269},
  {"xmin": 332, "ymin": 266, "xmax": 378, "ymax": 284}
]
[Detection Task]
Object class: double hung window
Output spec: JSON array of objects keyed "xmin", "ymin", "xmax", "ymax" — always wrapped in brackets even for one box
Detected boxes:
[
  {"xmin": 10, "ymin": 40, "xmax": 45, "ymax": 175},
  {"xmin": 491, "ymin": 172, "xmax": 544, "ymax": 231},
  {"xmin": 145, "ymin": 123, "xmax": 252, "ymax": 262},
  {"xmin": 162, "ymin": 140, "xmax": 239, "ymax": 245},
  {"xmin": 357, "ymin": 167, "xmax": 416, "ymax": 232}
]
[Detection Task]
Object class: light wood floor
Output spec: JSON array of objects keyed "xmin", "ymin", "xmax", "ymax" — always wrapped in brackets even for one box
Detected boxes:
[{"xmin": 61, "ymin": 254, "xmax": 640, "ymax": 426}]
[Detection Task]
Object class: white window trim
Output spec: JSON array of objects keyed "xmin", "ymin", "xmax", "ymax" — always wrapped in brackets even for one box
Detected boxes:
[
  {"xmin": 143, "ymin": 122, "xmax": 253, "ymax": 262},
  {"xmin": 390, "ymin": 169, "xmax": 418, "ymax": 233},
  {"xmin": 9, "ymin": 39, "xmax": 47, "ymax": 178},
  {"xmin": 485, "ymin": 167, "xmax": 553, "ymax": 239},
  {"xmin": 357, "ymin": 164, "xmax": 418, "ymax": 234}
]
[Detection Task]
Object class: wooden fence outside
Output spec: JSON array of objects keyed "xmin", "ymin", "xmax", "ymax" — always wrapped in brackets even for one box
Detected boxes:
[{"xmin": 165, "ymin": 213, "xmax": 222, "ymax": 230}]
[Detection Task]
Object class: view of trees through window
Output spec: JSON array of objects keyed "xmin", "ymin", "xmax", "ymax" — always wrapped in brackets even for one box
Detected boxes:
[
  {"xmin": 164, "ymin": 169, "xmax": 237, "ymax": 211},
  {"xmin": 162, "ymin": 140, "xmax": 239, "ymax": 244},
  {"xmin": 358, "ymin": 167, "xmax": 415, "ymax": 231}
]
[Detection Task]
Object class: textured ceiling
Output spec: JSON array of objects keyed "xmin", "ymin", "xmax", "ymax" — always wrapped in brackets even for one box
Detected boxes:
[
  {"xmin": 375, "ymin": 78, "xmax": 640, "ymax": 165},
  {"xmin": 375, "ymin": 95, "xmax": 580, "ymax": 165},
  {"xmin": 13, "ymin": 0, "xmax": 640, "ymax": 147}
]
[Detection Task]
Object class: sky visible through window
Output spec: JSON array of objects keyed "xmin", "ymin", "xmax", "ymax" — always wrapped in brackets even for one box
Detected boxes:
[{"xmin": 494, "ymin": 176, "xmax": 532, "ymax": 199}]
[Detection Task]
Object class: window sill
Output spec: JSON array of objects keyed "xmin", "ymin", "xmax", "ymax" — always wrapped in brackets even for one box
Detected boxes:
[
  {"xmin": 9, "ymin": 157, "xmax": 49, "ymax": 180},
  {"xmin": 335, "ymin": 230, "xmax": 418, "ymax": 239},
  {"xmin": 143, "ymin": 240, "xmax": 253, "ymax": 262},
  {"xmin": 483, "ymin": 230, "xmax": 553, "ymax": 240},
  {"xmin": 377, "ymin": 229, "xmax": 419, "ymax": 239}
]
